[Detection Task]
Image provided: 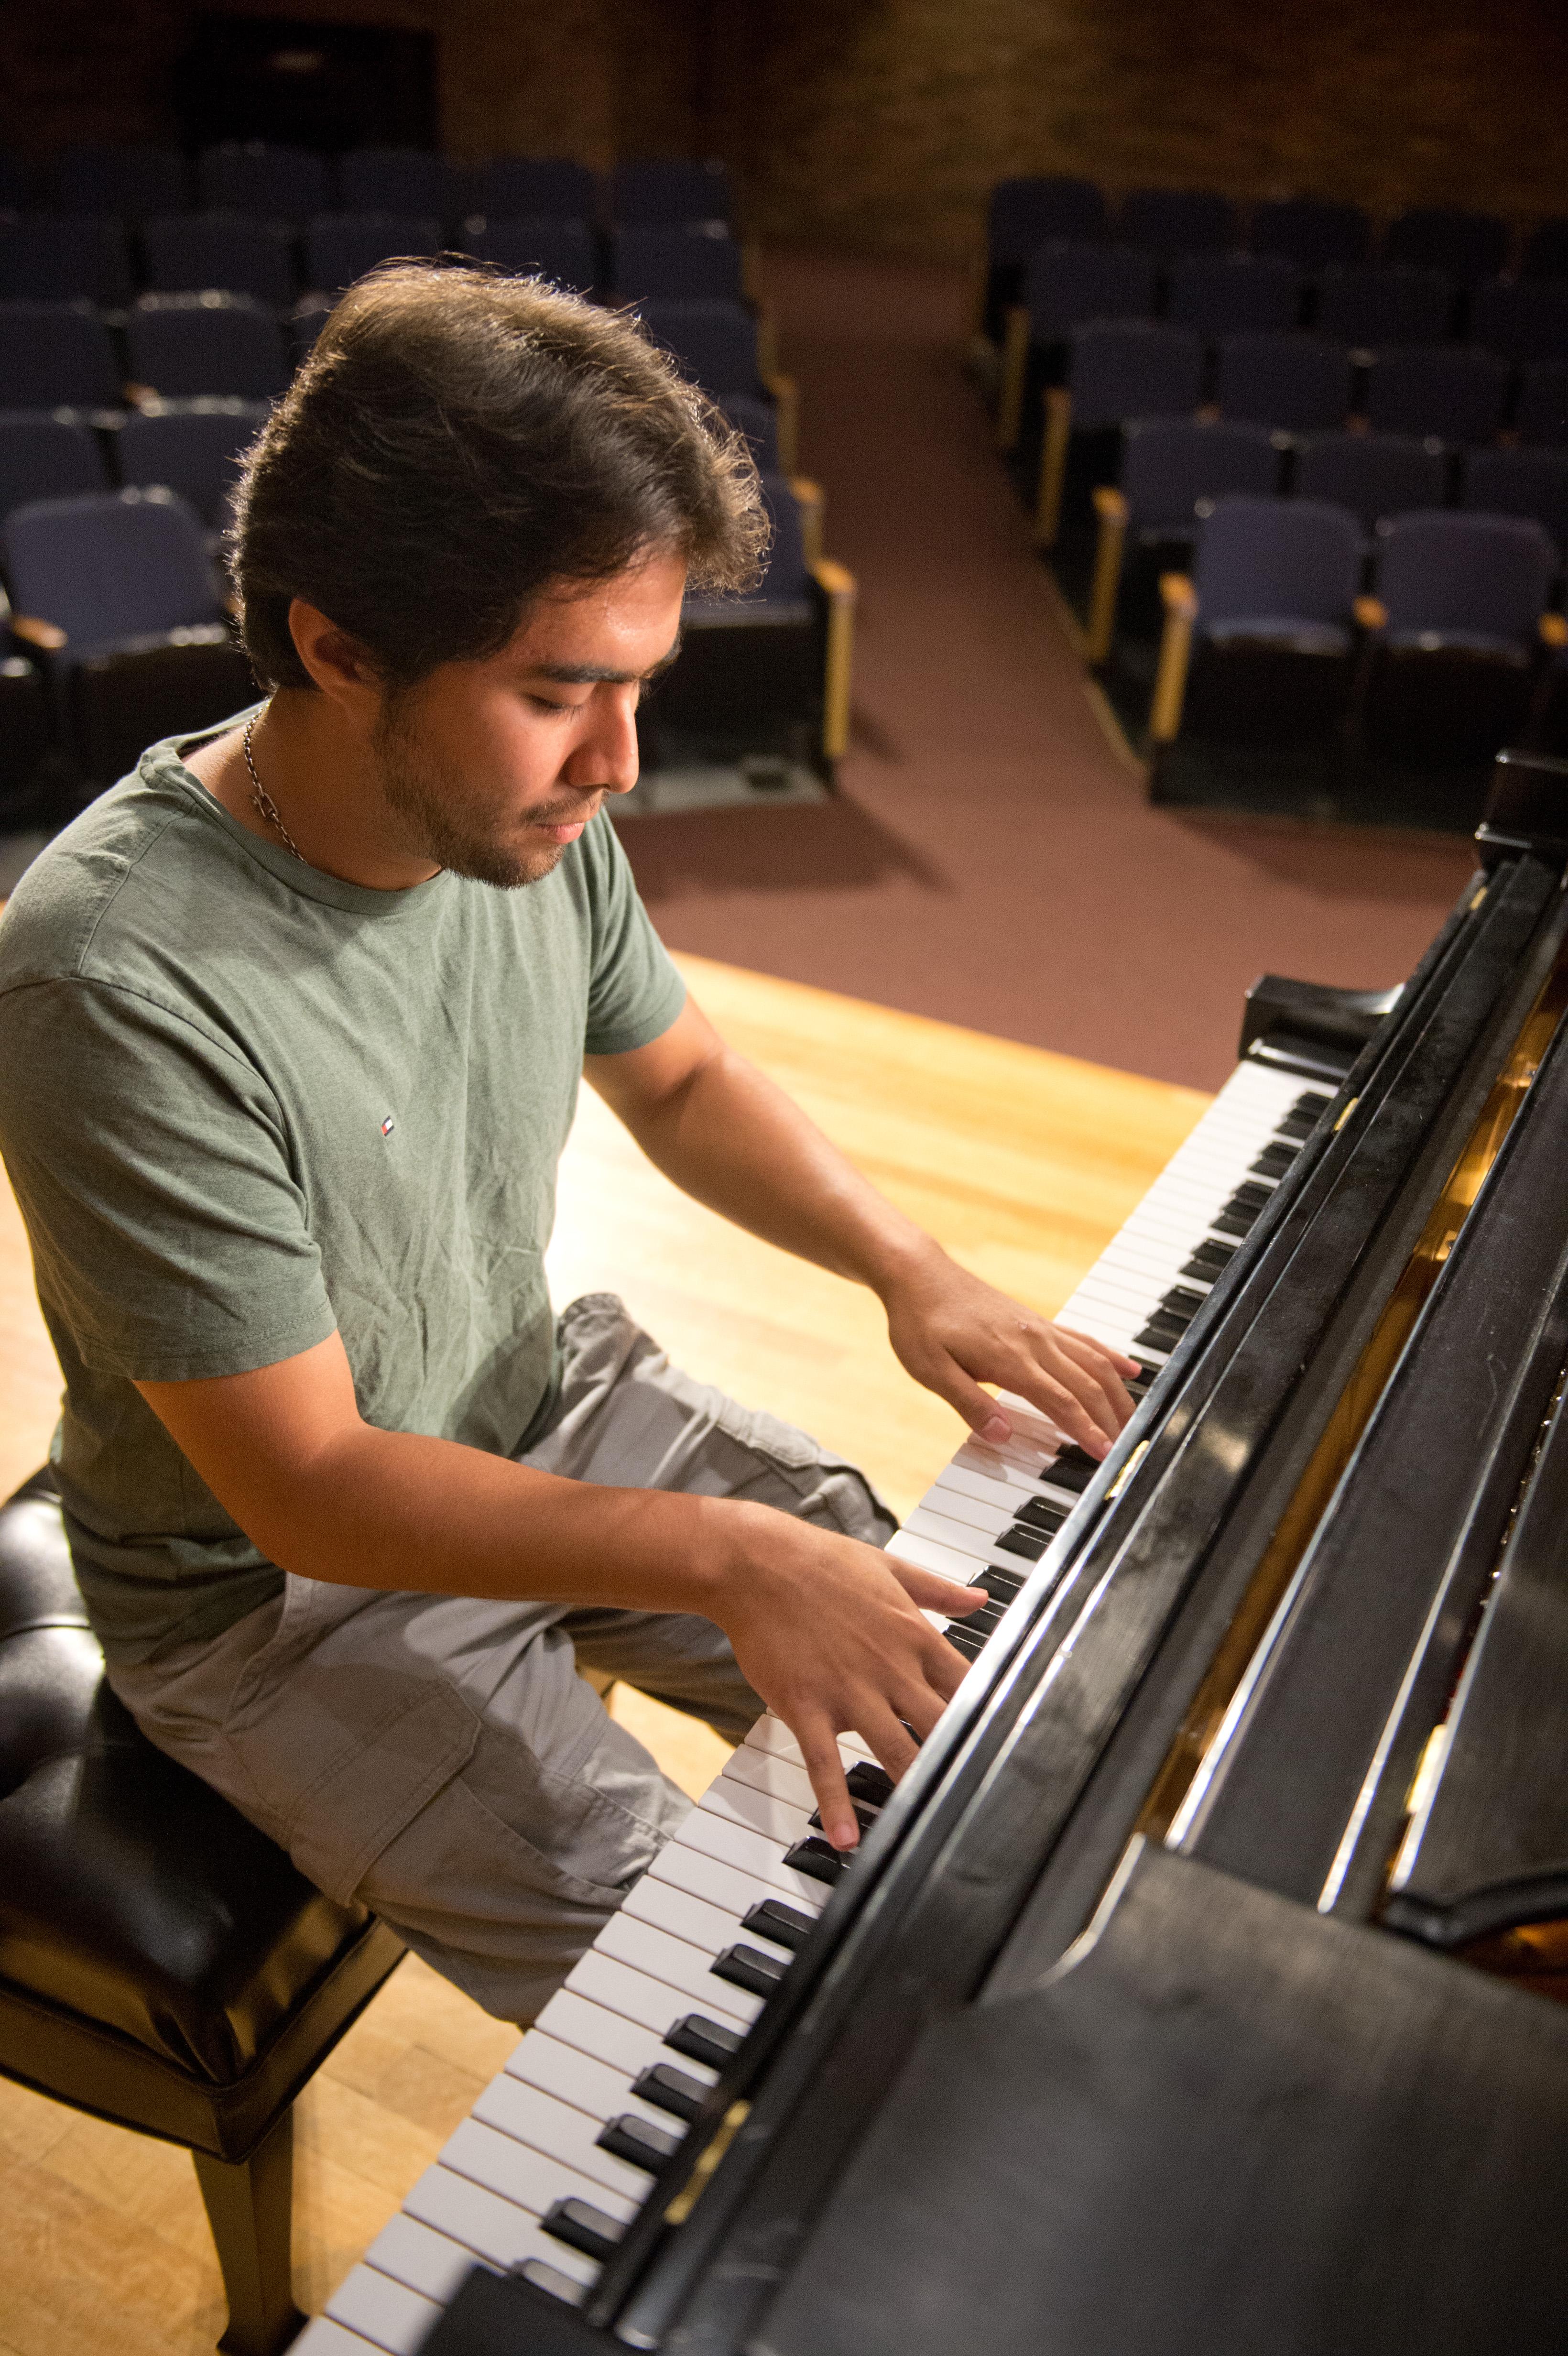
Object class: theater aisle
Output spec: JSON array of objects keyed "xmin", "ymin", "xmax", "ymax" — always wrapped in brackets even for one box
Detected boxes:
[
  {"xmin": 623, "ymin": 254, "xmax": 1477, "ymax": 1093},
  {"xmin": 0, "ymin": 952, "xmax": 1206, "ymax": 2356}
]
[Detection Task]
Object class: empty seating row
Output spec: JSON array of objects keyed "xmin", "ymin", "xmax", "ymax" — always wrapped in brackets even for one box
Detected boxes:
[
  {"xmin": 0, "ymin": 146, "xmax": 732, "ymax": 229},
  {"xmin": 0, "ymin": 210, "xmax": 751, "ymax": 309},
  {"xmin": 0, "ymin": 398, "xmax": 266, "ymax": 534},
  {"xmin": 1143, "ymin": 496, "xmax": 1568, "ymax": 777}
]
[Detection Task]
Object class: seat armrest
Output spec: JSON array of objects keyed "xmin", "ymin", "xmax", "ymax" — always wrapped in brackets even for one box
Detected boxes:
[
  {"xmin": 1092, "ymin": 486, "xmax": 1130, "ymax": 524},
  {"xmin": 11, "ymin": 615, "xmax": 68, "ymax": 651},
  {"xmin": 996, "ymin": 304, "xmax": 1031, "ymax": 453},
  {"xmin": 1159, "ymin": 573, "xmax": 1198, "ymax": 621},
  {"xmin": 1353, "ymin": 595, "xmax": 1389, "ymax": 633},
  {"xmin": 809, "ymin": 559, "xmax": 856, "ymax": 765},
  {"xmin": 1539, "ymin": 612, "xmax": 1568, "ymax": 649},
  {"xmin": 1034, "ymin": 385, "xmax": 1073, "ymax": 546},
  {"xmin": 1085, "ymin": 487, "xmax": 1132, "ymax": 666},
  {"xmin": 789, "ymin": 477, "xmax": 825, "ymax": 569},
  {"xmin": 1149, "ymin": 574, "xmax": 1198, "ymax": 745}
]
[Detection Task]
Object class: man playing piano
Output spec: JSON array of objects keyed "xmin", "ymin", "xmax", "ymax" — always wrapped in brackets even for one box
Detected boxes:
[{"xmin": 0, "ymin": 266, "xmax": 1133, "ymax": 2025}]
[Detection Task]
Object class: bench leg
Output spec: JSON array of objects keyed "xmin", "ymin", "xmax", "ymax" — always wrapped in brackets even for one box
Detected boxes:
[{"xmin": 193, "ymin": 2107, "xmax": 307, "ymax": 2356}]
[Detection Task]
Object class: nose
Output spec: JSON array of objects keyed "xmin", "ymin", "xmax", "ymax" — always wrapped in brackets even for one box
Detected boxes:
[{"xmin": 564, "ymin": 686, "xmax": 641, "ymax": 797}]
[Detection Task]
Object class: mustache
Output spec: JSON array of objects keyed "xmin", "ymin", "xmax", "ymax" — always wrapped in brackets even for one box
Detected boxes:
[{"xmin": 528, "ymin": 791, "xmax": 603, "ymax": 828}]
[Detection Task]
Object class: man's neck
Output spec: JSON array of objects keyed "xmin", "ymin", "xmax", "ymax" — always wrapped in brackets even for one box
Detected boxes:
[{"xmin": 183, "ymin": 693, "xmax": 441, "ymax": 892}]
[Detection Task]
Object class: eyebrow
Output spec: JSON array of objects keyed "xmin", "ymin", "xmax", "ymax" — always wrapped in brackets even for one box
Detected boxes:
[{"xmin": 524, "ymin": 638, "xmax": 683, "ymax": 687}]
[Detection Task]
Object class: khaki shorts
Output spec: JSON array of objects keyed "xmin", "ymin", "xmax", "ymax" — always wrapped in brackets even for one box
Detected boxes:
[{"xmin": 109, "ymin": 1294, "xmax": 895, "ymax": 2023}]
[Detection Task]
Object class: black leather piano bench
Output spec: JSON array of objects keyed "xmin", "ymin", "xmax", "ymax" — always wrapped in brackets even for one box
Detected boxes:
[{"xmin": 0, "ymin": 1469, "xmax": 406, "ymax": 2356}]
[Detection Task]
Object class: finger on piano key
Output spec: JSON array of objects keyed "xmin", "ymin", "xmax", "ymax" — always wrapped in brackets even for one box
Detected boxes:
[
  {"xmin": 404, "ymin": 2157, "xmax": 605, "ymax": 2280},
  {"xmin": 651, "ymin": 1822, "xmax": 826, "ymax": 1926},
  {"xmin": 675, "ymin": 1795, "xmax": 838, "ymax": 1904},
  {"xmin": 473, "ymin": 2073, "xmax": 667, "ymax": 2200},
  {"xmin": 595, "ymin": 1909, "xmax": 765, "ymax": 2025},
  {"xmin": 326, "ymin": 2262, "xmax": 446, "ymax": 2356}
]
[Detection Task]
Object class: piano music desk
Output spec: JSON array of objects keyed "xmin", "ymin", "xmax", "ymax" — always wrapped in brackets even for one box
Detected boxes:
[{"xmin": 0, "ymin": 949, "xmax": 1208, "ymax": 2356}]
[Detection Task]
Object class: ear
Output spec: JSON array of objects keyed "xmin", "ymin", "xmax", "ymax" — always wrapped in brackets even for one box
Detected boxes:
[{"xmin": 287, "ymin": 599, "xmax": 384, "ymax": 713}]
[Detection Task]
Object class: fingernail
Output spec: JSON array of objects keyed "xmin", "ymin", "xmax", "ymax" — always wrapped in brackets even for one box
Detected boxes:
[
  {"xmin": 1089, "ymin": 1432, "xmax": 1110, "ymax": 1460},
  {"xmin": 980, "ymin": 1413, "xmax": 1012, "ymax": 1443},
  {"xmin": 831, "ymin": 1822, "xmax": 859, "ymax": 1852}
]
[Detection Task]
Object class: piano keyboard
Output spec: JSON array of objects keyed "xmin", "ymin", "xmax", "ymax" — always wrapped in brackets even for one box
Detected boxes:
[{"xmin": 294, "ymin": 1052, "xmax": 1328, "ymax": 2356}]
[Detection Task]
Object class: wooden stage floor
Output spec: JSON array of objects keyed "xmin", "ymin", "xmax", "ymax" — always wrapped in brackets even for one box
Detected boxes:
[{"xmin": 0, "ymin": 952, "xmax": 1208, "ymax": 2356}]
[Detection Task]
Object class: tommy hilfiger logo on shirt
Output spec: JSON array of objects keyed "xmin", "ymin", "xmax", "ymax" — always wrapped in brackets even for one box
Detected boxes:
[{"xmin": 381, "ymin": 1115, "xmax": 396, "ymax": 1137}]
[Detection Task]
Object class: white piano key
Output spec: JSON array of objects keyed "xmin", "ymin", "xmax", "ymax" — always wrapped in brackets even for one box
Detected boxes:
[
  {"xmin": 910, "ymin": 1479, "xmax": 1014, "ymax": 1537},
  {"xmin": 566, "ymin": 1946, "xmax": 709, "ymax": 2038},
  {"xmin": 698, "ymin": 1775, "xmax": 812, "ymax": 1849},
  {"xmin": 404, "ymin": 2160, "xmax": 601, "ymax": 2280},
  {"xmin": 290, "ymin": 2323, "xmax": 376, "ymax": 2356},
  {"xmin": 474, "ymin": 2073, "xmax": 661, "ymax": 2202},
  {"xmin": 744, "ymin": 1711, "xmax": 873, "ymax": 1767},
  {"xmin": 366, "ymin": 2212, "xmax": 491, "ymax": 2308},
  {"xmin": 441, "ymin": 2115, "xmax": 636, "ymax": 2224},
  {"xmin": 676, "ymin": 1798, "xmax": 835, "ymax": 1902},
  {"xmin": 596, "ymin": 1909, "xmax": 764, "ymax": 2024},
  {"xmin": 885, "ymin": 1527, "xmax": 978, "ymax": 1582},
  {"xmin": 652, "ymin": 1826, "xmax": 823, "ymax": 1926},
  {"xmin": 625, "ymin": 1872, "xmax": 775, "ymax": 1962},
  {"xmin": 505, "ymin": 2027, "xmax": 650, "ymax": 2121},
  {"xmin": 326, "ymin": 2264, "xmax": 444, "ymax": 2356},
  {"xmin": 532, "ymin": 1985, "xmax": 719, "ymax": 2091},
  {"xmin": 719, "ymin": 1741, "xmax": 817, "ymax": 1812}
]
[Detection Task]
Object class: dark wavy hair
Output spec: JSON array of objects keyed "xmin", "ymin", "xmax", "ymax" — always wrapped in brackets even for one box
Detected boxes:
[{"xmin": 229, "ymin": 261, "xmax": 768, "ymax": 691}]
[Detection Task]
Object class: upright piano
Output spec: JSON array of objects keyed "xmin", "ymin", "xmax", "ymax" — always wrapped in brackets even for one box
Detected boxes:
[{"xmin": 302, "ymin": 748, "xmax": 1568, "ymax": 2356}]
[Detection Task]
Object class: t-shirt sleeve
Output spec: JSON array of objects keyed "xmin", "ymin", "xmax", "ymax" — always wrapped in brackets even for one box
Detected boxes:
[
  {"xmin": 0, "ymin": 976, "xmax": 338, "ymax": 1383},
  {"xmin": 580, "ymin": 816, "xmax": 687, "ymax": 1057}
]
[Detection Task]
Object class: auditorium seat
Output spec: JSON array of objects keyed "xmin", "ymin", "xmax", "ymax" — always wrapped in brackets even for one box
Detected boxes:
[
  {"xmin": 1214, "ymin": 333, "xmax": 1353, "ymax": 434},
  {"xmin": 1470, "ymin": 277, "xmax": 1568, "ymax": 367},
  {"xmin": 1117, "ymin": 187, "xmax": 1237, "ymax": 259},
  {"xmin": 0, "ymin": 1471, "xmax": 406, "ymax": 2356},
  {"xmin": 1314, "ymin": 264, "xmax": 1456, "ymax": 353},
  {"xmin": 50, "ymin": 142, "xmax": 187, "ymax": 218},
  {"xmin": 196, "ymin": 141, "xmax": 331, "ymax": 221},
  {"xmin": 980, "ymin": 175, "xmax": 1110, "ymax": 341},
  {"xmin": 125, "ymin": 294, "xmax": 293, "ymax": 401},
  {"xmin": 117, "ymin": 397, "xmax": 272, "ymax": 531},
  {"xmin": 611, "ymin": 158, "xmax": 733, "ymax": 227},
  {"xmin": 1383, "ymin": 206, "xmax": 1512, "ymax": 286},
  {"xmin": 3, "ymin": 486, "xmax": 257, "ymax": 785},
  {"xmin": 995, "ymin": 242, "xmax": 1159, "ymax": 450},
  {"xmin": 0, "ymin": 215, "xmax": 133, "ymax": 307},
  {"xmin": 1081, "ymin": 416, "xmax": 1280, "ymax": 663},
  {"xmin": 1459, "ymin": 447, "xmax": 1568, "ymax": 565},
  {"xmin": 463, "ymin": 217, "xmax": 598, "ymax": 295},
  {"xmin": 1293, "ymin": 432, "xmax": 1446, "ymax": 539},
  {"xmin": 610, "ymin": 223, "xmax": 744, "ymax": 304},
  {"xmin": 1516, "ymin": 360, "xmax": 1568, "ymax": 448},
  {"xmin": 1166, "ymin": 252, "xmax": 1303, "ymax": 338},
  {"xmin": 1249, "ymin": 196, "xmax": 1372, "ymax": 274},
  {"xmin": 720, "ymin": 392, "xmax": 782, "ymax": 472},
  {"xmin": 1146, "ymin": 494, "xmax": 1363, "ymax": 758},
  {"xmin": 475, "ymin": 157, "xmax": 597, "ymax": 221},
  {"xmin": 338, "ymin": 147, "xmax": 463, "ymax": 224},
  {"xmin": 1360, "ymin": 510, "xmax": 1559, "ymax": 766},
  {"xmin": 0, "ymin": 650, "xmax": 53, "ymax": 823},
  {"xmin": 0, "ymin": 303, "xmax": 122, "ymax": 411},
  {"xmin": 140, "ymin": 213, "xmax": 296, "ymax": 306},
  {"xmin": 0, "ymin": 410, "xmax": 109, "ymax": 523},
  {"xmin": 302, "ymin": 214, "xmax": 442, "ymax": 294},
  {"xmin": 1032, "ymin": 319, "xmax": 1204, "ymax": 545},
  {"xmin": 641, "ymin": 299, "xmax": 797, "ymax": 469},
  {"xmin": 1522, "ymin": 219, "xmax": 1568, "ymax": 281},
  {"xmin": 1364, "ymin": 345, "xmax": 1511, "ymax": 445}
]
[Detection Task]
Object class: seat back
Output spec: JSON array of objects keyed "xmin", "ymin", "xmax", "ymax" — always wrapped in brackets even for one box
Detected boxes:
[
  {"xmin": 1067, "ymin": 320, "xmax": 1202, "ymax": 430},
  {"xmin": 1022, "ymin": 241, "xmax": 1157, "ymax": 338},
  {"xmin": 1314, "ymin": 264, "xmax": 1455, "ymax": 351},
  {"xmin": 140, "ymin": 213, "xmax": 296, "ymax": 306},
  {"xmin": 1365, "ymin": 345, "xmax": 1511, "ymax": 443},
  {"xmin": 465, "ymin": 217, "xmax": 597, "ymax": 294},
  {"xmin": 1167, "ymin": 252, "xmax": 1301, "ymax": 336},
  {"xmin": 196, "ymin": 142, "xmax": 330, "ymax": 220},
  {"xmin": 1523, "ymin": 219, "xmax": 1568, "ymax": 282},
  {"xmin": 611, "ymin": 223, "xmax": 742, "ymax": 303},
  {"xmin": 612, "ymin": 158, "xmax": 732, "ymax": 228},
  {"xmin": 1249, "ymin": 197, "xmax": 1371, "ymax": 273},
  {"xmin": 338, "ymin": 148, "xmax": 461, "ymax": 221},
  {"xmin": 1118, "ymin": 187, "xmax": 1236, "ymax": 258},
  {"xmin": 302, "ymin": 214, "xmax": 441, "ymax": 292},
  {"xmin": 1294, "ymin": 432, "xmax": 1446, "ymax": 533},
  {"xmin": 0, "ymin": 411, "xmax": 108, "ymax": 522},
  {"xmin": 1470, "ymin": 278, "xmax": 1568, "ymax": 367},
  {"xmin": 51, "ymin": 143, "xmax": 187, "ymax": 218},
  {"xmin": 1195, "ymin": 494, "xmax": 1361, "ymax": 627},
  {"xmin": 1376, "ymin": 511, "xmax": 1555, "ymax": 643},
  {"xmin": 1120, "ymin": 416, "xmax": 1280, "ymax": 532},
  {"xmin": 641, "ymin": 299, "xmax": 759, "ymax": 395},
  {"xmin": 126, "ymin": 294, "xmax": 292, "ymax": 400},
  {"xmin": 3, "ymin": 486, "xmax": 225, "ymax": 647},
  {"xmin": 478, "ymin": 157, "xmax": 597, "ymax": 220},
  {"xmin": 721, "ymin": 393, "xmax": 780, "ymax": 471},
  {"xmin": 1215, "ymin": 332, "xmax": 1351, "ymax": 432},
  {"xmin": 0, "ymin": 302, "xmax": 121, "ymax": 409},
  {"xmin": 987, "ymin": 176, "xmax": 1108, "ymax": 263},
  {"xmin": 1517, "ymin": 361, "xmax": 1568, "ymax": 449},
  {"xmin": 1460, "ymin": 447, "xmax": 1568, "ymax": 561},
  {"xmin": 0, "ymin": 216, "xmax": 133, "ymax": 307},
  {"xmin": 117, "ymin": 397, "xmax": 271, "ymax": 527},
  {"xmin": 1383, "ymin": 207, "xmax": 1511, "ymax": 285}
]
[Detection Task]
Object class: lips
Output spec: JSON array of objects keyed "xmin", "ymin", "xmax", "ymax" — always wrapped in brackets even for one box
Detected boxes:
[{"xmin": 540, "ymin": 820, "xmax": 586, "ymax": 842}]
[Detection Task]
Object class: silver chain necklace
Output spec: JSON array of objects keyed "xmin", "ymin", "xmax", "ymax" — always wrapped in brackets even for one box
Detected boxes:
[{"xmin": 242, "ymin": 710, "xmax": 305, "ymax": 862}]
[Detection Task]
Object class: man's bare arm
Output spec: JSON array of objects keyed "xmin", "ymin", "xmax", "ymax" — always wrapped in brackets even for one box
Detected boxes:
[
  {"xmin": 587, "ymin": 997, "xmax": 1139, "ymax": 1459},
  {"xmin": 135, "ymin": 1333, "xmax": 980, "ymax": 1847}
]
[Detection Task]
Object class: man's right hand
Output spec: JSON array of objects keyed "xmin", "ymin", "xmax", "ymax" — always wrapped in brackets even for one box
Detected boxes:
[{"xmin": 709, "ymin": 1504, "xmax": 985, "ymax": 1852}]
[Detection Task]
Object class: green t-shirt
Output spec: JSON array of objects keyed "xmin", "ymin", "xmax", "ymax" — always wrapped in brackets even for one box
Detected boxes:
[{"xmin": 0, "ymin": 720, "xmax": 686, "ymax": 1664}]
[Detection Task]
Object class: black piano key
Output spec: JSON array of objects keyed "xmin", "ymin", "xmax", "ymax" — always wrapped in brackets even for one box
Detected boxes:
[
  {"xmin": 945, "ymin": 1621, "xmax": 988, "ymax": 1660},
  {"xmin": 808, "ymin": 1800, "xmax": 878, "ymax": 1839},
  {"xmin": 975, "ymin": 1565, "xmax": 1025, "ymax": 1603},
  {"xmin": 994, "ymin": 1523, "xmax": 1047, "ymax": 1561},
  {"xmin": 518, "ymin": 2258, "xmax": 588, "ymax": 2306},
  {"xmin": 1015, "ymin": 1495, "xmax": 1067, "ymax": 1537},
  {"xmin": 713, "ymin": 1941, "xmax": 789, "ymax": 1998},
  {"xmin": 598, "ymin": 2112, "xmax": 681, "ymax": 2171},
  {"xmin": 1043, "ymin": 1447, "xmax": 1097, "ymax": 1493},
  {"xmin": 1230, "ymin": 1180, "xmax": 1274, "ymax": 1211},
  {"xmin": 1134, "ymin": 1311, "xmax": 1191, "ymax": 1351},
  {"xmin": 1158, "ymin": 1285, "xmax": 1207, "ymax": 1320},
  {"xmin": 665, "ymin": 2014, "xmax": 740, "ymax": 2070},
  {"xmin": 1131, "ymin": 1359, "xmax": 1161, "ymax": 1384},
  {"xmin": 1182, "ymin": 1238, "xmax": 1236, "ymax": 1281},
  {"xmin": 1250, "ymin": 1140, "xmax": 1299, "ymax": 1178},
  {"xmin": 633, "ymin": 2062, "xmax": 712, "ymax": 2124},
  {"xmin": 1211, "ymin": 1203, "xmax": 1260, "ymax": 1239},
  {"xmin": 845, "ymin": 1761, "xmax": 894, "ymax": 1808},
  {"xmin": 784, "ymin": 1835, "xmax": 848, "ymax": 1885},
  {"xmin": 955, "ymin": 1599, "xmax": 1006, "ymax": 1640},
  {"xmin": 542, "ymin": 2196, "xmax": 624, "ymax": 2262},
  {"xmin": 743, "ymin": 1895, "xmax": 819, "ymax": 1951}
]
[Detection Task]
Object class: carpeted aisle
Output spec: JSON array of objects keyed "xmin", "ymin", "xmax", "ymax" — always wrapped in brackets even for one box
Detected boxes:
[{"xmin": 622, "ymin": 252, "xmax": 1475, "ymax": 1093}]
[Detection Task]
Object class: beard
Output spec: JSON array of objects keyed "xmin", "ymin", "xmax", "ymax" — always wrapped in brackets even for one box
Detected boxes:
[{"xmin": 373, "ymin": 695, "xmax": 594, "ymax": 890}]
